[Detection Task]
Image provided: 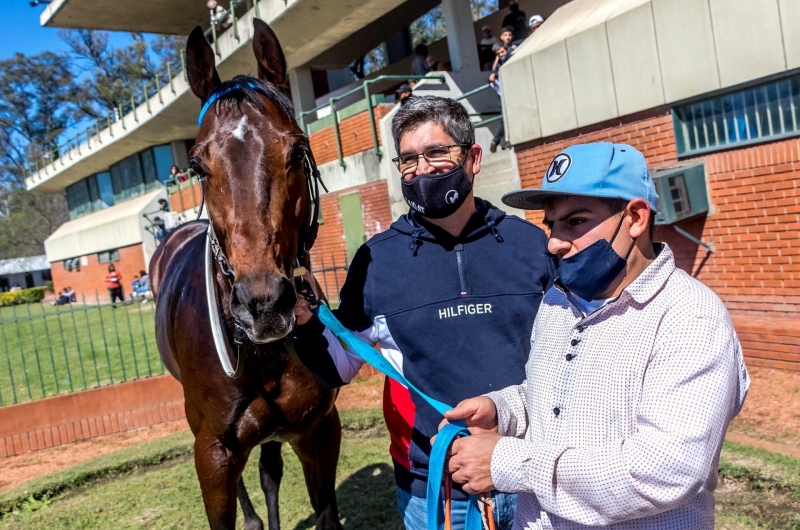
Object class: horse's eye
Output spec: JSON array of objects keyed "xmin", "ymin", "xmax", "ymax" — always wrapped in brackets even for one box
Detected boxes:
[{"xmin": 189, "ymin": 158, "xmax": 206, "ymax": 179}]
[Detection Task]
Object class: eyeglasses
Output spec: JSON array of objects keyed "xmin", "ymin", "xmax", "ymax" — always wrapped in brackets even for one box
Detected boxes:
[{"xmin": 392, "ymin": 144, "xmax": 469, "ymax": 175}]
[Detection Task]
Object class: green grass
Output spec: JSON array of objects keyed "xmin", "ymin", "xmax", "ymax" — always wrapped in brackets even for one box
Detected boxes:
[
  {"xmin": 0, "ymin": 408, "xmax": 401, "ymax": 529},
  {"xmin": 3, "ymin": 410, "xmax": 798, "ymax": 529},
  {"xmin": 0, "ymin": 302, "xmax": 162, "ymax": 406},
  {"xmin": 715, "ymin": 441, "xmax": 800, "ymax": 529}
]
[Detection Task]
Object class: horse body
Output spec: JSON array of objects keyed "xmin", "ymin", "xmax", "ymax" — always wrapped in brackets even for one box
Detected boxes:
[{"xmin": 151, "ymin": 20, "xmax": 343, "ymax": 530}]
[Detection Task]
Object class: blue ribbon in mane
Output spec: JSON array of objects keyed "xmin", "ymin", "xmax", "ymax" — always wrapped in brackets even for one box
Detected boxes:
[{"xmin": 314, "ymin": 303, "xmax": 484, "ymax": 530}]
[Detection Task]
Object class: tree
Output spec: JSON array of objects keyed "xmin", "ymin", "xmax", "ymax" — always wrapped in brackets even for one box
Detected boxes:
[
  {"xmin": 59, "ymin": 29, "xmax": 186, "ymax": 119},
  {"xmin": 0, "ymin": 53, "xmax": 77, "ymax": 258},
  {"xmin": 0, "ymin": 52, "xmax": 80, "ymax": 185}
]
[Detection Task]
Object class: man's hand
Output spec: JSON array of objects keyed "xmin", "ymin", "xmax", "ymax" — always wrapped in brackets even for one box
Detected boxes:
[
  {"xmin": 439, "ymin": 396, "xmax": 499, "ymax": 436},
  {"xmin": 447, "ymin": 433, "xmax": 502, "ymax": 494},
  {"xmin": 293, "ymin": 271, "xmax": 319, "ymax": 326}
]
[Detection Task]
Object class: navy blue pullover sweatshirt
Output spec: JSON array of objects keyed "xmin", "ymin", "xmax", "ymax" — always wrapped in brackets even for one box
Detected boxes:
[{"xmin": 292, "ymin": 198, "xmax": 554, "ymax": 498}]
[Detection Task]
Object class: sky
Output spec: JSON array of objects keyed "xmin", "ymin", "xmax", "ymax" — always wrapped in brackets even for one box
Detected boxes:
[{"xmin": 2, "ymin": 1, "xmax": 134, "ymax": 60}]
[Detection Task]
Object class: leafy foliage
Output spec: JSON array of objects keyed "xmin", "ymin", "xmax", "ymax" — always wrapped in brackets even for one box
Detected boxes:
[
  {"xmin": 58, "ymin": 30, "xmax": 186, "ymax": 118},
  {"xmin": 0, "ymin": 287, "xmax": 46, "ymax": 307}
]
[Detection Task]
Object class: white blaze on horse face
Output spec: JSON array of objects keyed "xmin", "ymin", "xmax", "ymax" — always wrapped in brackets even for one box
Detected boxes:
[{"xmin": 232, "ymin": 116, "xmax": 248, "ymax": 141}]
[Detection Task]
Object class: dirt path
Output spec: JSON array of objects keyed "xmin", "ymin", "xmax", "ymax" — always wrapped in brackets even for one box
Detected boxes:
[
  {"xmin": 0, "ymin": 374, "xmax": 385, "ymax": 493},
  {"xmin": 1, "ymin": 365, "xmax": 798, "ymax": 494}
]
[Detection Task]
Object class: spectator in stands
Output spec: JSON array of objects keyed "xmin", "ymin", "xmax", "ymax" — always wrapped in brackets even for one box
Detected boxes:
[
  {"xmin": 169, "ymin": 165, "xmax": 189, "ymax": 183},
  {"xmin": 499, "ymin": 26, "xmax": 517, "ymax": 54},
  {"xmin": 478, "ymin": 26, "xmax": 497, "ymax": 70},
  {"xmin": 410, "ymin": 44, "xmax": 431, "ymax": 77},
  {"xmin": 396, "ymin": 83, "xmax": 414, "ymax": 106},
  {"xmin": 502, "ymin": 0, "xmax": 529, "ymax": 43},
  {"xmin": 489, "ymin": 45, "xmax": 511, "ymax": 154},
  {"xmin": 158, "ymin": 198, "xmax": 170, "ymax": 212},
  {"xmin": 106, "ymin": 264, "xmax": 124, "ymax": 307},
  {"xmin": 529, "ymin": 14, "xmax": 544, "ymax": 33},
  {"xmin": 208, "ymin": 0, "xmax": 231, "ymax": 29}
]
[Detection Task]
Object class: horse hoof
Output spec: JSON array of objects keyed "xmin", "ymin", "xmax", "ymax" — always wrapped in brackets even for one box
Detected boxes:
[{"xmin": 244, "ymin": 520, "xmax": 264, "ymax": 530}]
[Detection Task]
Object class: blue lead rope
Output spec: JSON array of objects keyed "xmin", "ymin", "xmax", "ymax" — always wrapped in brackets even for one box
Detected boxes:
[{"xmin": 314, "ymin": 303, "xmax": 484, "ymax": 530}]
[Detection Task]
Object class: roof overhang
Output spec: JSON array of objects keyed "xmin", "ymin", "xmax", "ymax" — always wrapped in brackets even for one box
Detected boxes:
[
  {"xmin": 44, "ymin": 188, "xmax": 166, "ymax": 262},
  {"xmin": 40, "ymin": 0, "xmax": 211, "ymax": 35}
]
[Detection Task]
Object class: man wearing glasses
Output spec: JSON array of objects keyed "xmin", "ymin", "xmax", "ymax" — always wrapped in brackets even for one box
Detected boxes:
[{"xmin": 292, "ymin": 95, "xmax": 554, "ymax": 529}]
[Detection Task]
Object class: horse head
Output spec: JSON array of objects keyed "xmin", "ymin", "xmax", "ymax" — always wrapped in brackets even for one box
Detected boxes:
[{"xmin": 185, "ymin": 20, "xmax": 315, "ymax": 345}]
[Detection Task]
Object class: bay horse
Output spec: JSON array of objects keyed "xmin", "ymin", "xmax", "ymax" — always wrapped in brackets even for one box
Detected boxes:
[{"xmin": 150, "ymin": 20, "xmax": 342, "ymax": 530}]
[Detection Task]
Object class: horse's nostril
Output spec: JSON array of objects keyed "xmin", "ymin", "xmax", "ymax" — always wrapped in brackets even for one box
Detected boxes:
[{"xmin": 231, "ymin": 276, "xmax": 295, "ymax": 318}]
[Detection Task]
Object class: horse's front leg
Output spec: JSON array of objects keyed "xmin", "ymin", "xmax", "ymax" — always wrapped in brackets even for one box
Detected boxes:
[
  {"xmin": 291, "ymin": 407, "xmax": 343, "ymax": 530},
  {"xmin": 194, "ymin": 429, "xmax": 249, "ymax": 530}
]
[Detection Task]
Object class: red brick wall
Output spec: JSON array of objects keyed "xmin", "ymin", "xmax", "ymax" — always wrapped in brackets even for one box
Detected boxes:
[
  {"xmin": 309, "ymin": 104, "xmax": 393, "ymax": 165},
  {"xmin": 0, "ymin": 375, "xmax": 185, "ymax": 457},
  {"xmin": 309, "ymin": 180, "xmax": 393, "ymax": 303},
  {"xmin": 515, "ymin": 109, "xmax": 800, "ymax": 370},
  {"xmin": 51, "ymin": 244, "xmax": 146, "ymax": 302}
]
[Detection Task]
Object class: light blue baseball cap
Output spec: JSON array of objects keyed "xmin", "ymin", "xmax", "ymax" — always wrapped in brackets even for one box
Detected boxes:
[{"xmin": 502, "ymin": 142, "xmax": 659, "ymax": 211}]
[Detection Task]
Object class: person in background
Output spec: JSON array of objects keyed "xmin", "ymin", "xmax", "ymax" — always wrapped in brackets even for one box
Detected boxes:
[
  {"xmin": 207, "ymin": 0, "xmax": 231, "ymax": 29},
  {"xmin": 66, "ymin": 286, "xmax": 76, "ymax": 303},
  {"xmin": 169, "ymin": 165, "xmax": 189, "ymax": 183},
  {"xmin": 130, "ymin": 275, "xmax": 140, "ymax": 301},
  {"xmin": 479, "ymin": 25, "xmax": 499, "ymax": 68},
  {"xmin": 529, "ymin": 14, "xmax": 544, "ymax": 33},
  {"xmin": 501, "ymin": 0, "xmax": 528, "ymax": 44},
  {"xmin": 106, "ymin": 264, "xmax": 124, "ymax": 307},
  {"xmin": 410, "ymin": 43, "xmax": 431, "ymax": 77},
  {"xmin": 136, "ymin": 270, "xmax": 152, "ymax": 304},
  {"xmin": 55, "ymin": 289, "xmax": 69, "ymax": 306},
  {"xmin": 396, "ymin": 83, "xmax": 414, "ymax": 106},
  {"xmin": 489, "ymin": 44, "xmax": 511, "ymax": 153},
  {"xmin": 438, "ymin": 143, "xmax": 750, "ymax": 529},
  {"xmin": 499, "ymin": 26, "xmax": 517, "ymax": 54},
  {"xmin": 158, "ymin": 198, "xmax": 170, "ymax": 212}
]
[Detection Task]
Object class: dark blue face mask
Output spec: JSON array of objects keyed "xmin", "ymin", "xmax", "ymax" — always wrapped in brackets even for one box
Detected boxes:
[{"xmin": 555, "ymin": 213, "xmax": 635, "ymax": 301}]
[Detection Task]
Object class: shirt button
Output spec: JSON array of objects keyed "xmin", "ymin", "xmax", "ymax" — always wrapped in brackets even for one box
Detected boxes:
[
  {"xmin": 553, "ymin": 407, "xmax": 560, "ymax": 416},
  {"xmin": 570, "ymin": 339, "xmax": 580, "ymax": 346},
  {"xmin": 577, "ymin": 326, "xmax": 585, "ymax": 333},
  {"xmin": 566, "ymin": 354, "xmax": 574, "ymax": 361}
]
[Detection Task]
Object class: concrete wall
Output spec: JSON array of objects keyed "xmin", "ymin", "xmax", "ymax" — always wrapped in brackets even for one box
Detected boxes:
[
  {"xmin": 45, "ymin": 189, "xmax": 166, "ymax": 264},
  {"xmin": 501, "ymin": 0, "xmax": 800, "ymax": 145},
  {"xmin": 514, "ymin": 109, "xmax": 800, "ymax": 370}
]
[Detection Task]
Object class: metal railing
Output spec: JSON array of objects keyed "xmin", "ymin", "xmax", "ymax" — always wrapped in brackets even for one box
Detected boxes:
[
  {"xmin": 0, "ymin": 295, "xmax": 162, "ymax": 406},
  {"xmin": 297, "ymin": 75, "xmax": 446, "ymax": 169},
  {"xmin": 0, "ymin": 253, "xmax": 349, "ymax": 406},
  {"xmin": 26, "ymin": 0, "xmax": 260, "ymax": 182},
  {"xmin": 455, "ymin": 83, "xmax": 503, "ymax": 128}
]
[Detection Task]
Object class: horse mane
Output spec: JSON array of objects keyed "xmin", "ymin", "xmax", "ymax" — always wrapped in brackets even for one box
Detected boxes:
[{"xmin": 209, "ymin": 75, "xmax": 296, "ymax": 125}]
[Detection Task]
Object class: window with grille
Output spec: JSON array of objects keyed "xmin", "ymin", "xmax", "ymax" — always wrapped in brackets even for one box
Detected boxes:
[
  {"xmin": 672, "ymin": 75, "xmax": 800, "ymax": 157},
  {"xmin": 97, "ymin": 249, "xmax": 120, "ymax": 264}
]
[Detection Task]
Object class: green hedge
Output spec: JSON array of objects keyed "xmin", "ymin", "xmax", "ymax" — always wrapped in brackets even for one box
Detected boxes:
[{"xmin": 0, "ymin": 286, "xmax": 46, "ymax": 307}]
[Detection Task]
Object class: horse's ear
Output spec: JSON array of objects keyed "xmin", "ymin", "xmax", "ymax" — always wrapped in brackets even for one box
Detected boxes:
[
  {"xmin": 252, "ymin": 18, "xmax": 289, "ymax": 97},
  {"xmin": 186, "ymin": 26, "xmax": 221, "ymax": 102}
]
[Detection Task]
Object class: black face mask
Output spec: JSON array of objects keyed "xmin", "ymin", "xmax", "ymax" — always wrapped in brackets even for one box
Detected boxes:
[{"xmin": 401, "ymin": 164, "xmax": 473, "ymax": 219}]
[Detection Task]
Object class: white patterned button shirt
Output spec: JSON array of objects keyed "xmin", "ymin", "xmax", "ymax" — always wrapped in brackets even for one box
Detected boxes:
[{"xmin": 486, "ymin": 244, "xmax": 750, "ymax": 529}]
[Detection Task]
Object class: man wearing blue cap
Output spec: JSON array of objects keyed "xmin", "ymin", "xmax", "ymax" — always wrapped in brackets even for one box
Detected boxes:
[{"xmin": 437, "ymin": 142, "xmax": 751, "ymax": 528}]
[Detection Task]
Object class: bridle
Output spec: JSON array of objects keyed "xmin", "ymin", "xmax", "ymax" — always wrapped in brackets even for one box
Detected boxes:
[{"xmin": 195, "ymin": 80, "xmax": 327, "ymax": 378}]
